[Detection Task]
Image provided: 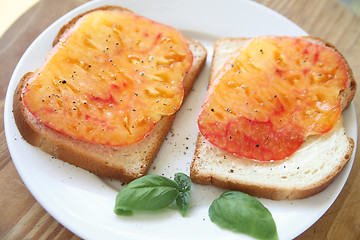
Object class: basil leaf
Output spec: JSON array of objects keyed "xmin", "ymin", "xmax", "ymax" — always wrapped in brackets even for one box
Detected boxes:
[
  {"xmin": 114, "ymin": 175, "xmax": 179, "ymax": 215},
  {"xmin": 174, "ymin": 173, "xmax": 192, "ymax": 217},
  {"xmin": 209, "ymin": 191, "xmax": 278, "ymax": 240},
  {"xmin": 176, "ymin": 191, "xmax": 191, "ymax": 217},
  {"xmin": 174, "ymin": 172, "xmax": 191, "ymax": 192}
]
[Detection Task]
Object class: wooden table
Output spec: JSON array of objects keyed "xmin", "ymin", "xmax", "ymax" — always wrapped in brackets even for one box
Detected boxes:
[{"xmin": 1, "ymin": 0, "xmax": 359, "ymax": 239}]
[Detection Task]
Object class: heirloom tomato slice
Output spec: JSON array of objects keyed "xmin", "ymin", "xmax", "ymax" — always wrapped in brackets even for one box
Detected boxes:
[
  {"xmin": 22, "ymin": 10, "xmax": 193, "ymax": 146},
  {"xmin": 198, "ymin": 36, "xmax": 348, "ymax": 161}
]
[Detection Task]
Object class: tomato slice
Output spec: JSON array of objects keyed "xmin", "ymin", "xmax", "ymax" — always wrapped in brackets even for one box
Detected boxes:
[
  {"xmin": 22, "ymin": 10, "xmax": 193, "ymax": 146},
  {"xmin": 198, "ymin": 36, "xmax": 348, "ymax": 161}
]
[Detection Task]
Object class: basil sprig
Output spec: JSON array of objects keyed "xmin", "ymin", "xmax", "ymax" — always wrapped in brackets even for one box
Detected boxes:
[
  {"xmin": 209, "ymin": 191, "xmax": 279, "ymax": 240},
  {"xmin": 114, "ymin": 173, "xmax": 192, "ymax": 217},
  {"xmin": 114, "ymin": 175, "xmax": 279, "ymax": 239}
]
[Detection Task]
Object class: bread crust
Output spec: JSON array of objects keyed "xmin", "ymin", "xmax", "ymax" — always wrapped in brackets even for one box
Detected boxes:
[
  {"xmin": 191, "ymin": 36, "xmax": 356, "ymax": 200},
  {"xmin": 13, "ymin": 6, "xmax": 207, "ymax": 183}
]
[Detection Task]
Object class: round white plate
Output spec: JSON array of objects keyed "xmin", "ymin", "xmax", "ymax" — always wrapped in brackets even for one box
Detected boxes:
[{"xmin": 4, "ymin": 0, "xmax": 357, "ymax": 239}]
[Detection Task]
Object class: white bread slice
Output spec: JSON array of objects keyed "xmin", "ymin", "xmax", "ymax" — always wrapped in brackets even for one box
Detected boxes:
[
  {"xmin": 190, "ymin": 37, "xmax": 356, "ymax": 200},
  {"xmin": 13, "ymin": 6, "xmax": 207, "ymax": 183}
]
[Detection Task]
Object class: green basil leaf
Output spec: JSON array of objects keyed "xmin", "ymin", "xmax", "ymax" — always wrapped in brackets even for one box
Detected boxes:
[
  {"xmin": 174, "ymin": 173, "xmax": 192, "ymax": 217},
  {"xmin": 209, "ymin": 191, "xmax": 278, "ymax": 240},
  {"xmin": 114, "ymin": 175, "xmax": 179, "ymax": 215},
  {"xmin": 174, "ymin": 172, "xmax": 191, "ymax": 192},
  {"xmin": 176, "ymin": 191, "xmax": 191, "ymax": 217}
]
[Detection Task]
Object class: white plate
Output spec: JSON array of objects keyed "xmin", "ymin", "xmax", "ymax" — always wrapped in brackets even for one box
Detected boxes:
[{"xmin": 4, "ymin": 0, "xmax": 357, "ymax": 239}]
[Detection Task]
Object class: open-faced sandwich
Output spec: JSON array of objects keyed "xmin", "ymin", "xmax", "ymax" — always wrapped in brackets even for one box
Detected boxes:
[
  {"xmin": 191, "ymin": 36, "xmax": 356, "ymax": 200},
  {"xmin": 13, "ymin": 6, "xmax": 207, "ymax": 183}
]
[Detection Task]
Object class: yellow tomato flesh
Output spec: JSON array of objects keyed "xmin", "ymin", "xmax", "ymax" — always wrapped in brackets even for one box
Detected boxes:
[
  {"xmin": 23, "ymin": 10, "xmax": 193, "ymax": 146},
  {"xmin": 198, "ymin": 36, "xmax": 348, "ymax": 161}
]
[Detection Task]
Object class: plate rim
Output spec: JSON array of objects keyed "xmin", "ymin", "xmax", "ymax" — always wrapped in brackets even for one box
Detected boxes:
[{"xmin": 4, "ymin": 0, "xmax": 357, "ymax": 239}]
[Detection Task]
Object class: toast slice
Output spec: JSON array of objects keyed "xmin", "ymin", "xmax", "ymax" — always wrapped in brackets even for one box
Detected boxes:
[
  {"xmin": 190, "ymin": 37, "xmax": 356, "ymax": 200},
  {"xmin": 13, "ymin": 6, "xmax": 207, "ymax": 183}
]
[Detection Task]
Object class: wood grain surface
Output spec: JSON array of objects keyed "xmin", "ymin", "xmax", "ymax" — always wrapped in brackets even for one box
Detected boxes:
[{"xmin": 0, "ymin": 0, "xmax": 359, "ymax": 239}]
